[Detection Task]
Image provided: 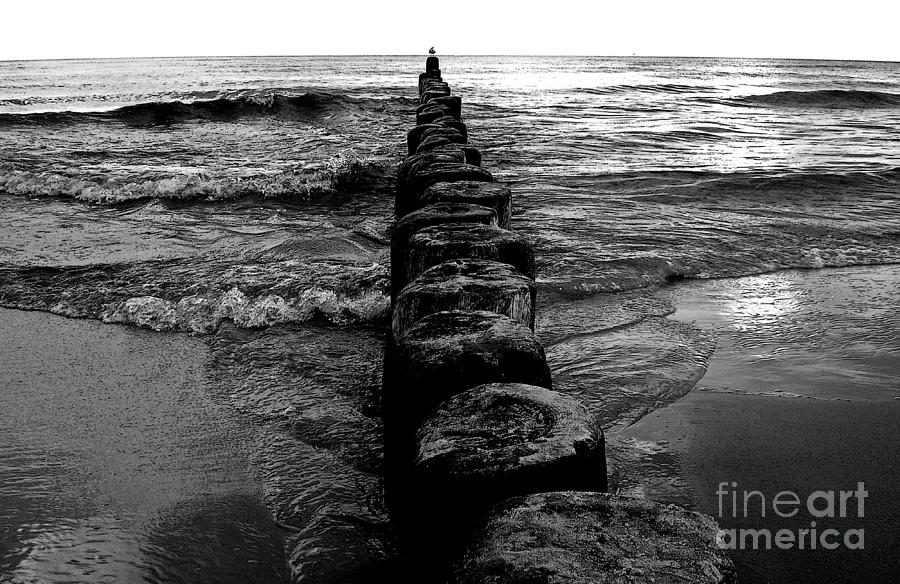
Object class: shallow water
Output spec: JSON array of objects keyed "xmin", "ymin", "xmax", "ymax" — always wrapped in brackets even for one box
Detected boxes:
[
  {"xmin": 663, "ymin": 266, "xmax": 900, "ymax": 402},
  {"xmin": 617, "ymin": 265, "xmax": 900, "ymax": 582}
]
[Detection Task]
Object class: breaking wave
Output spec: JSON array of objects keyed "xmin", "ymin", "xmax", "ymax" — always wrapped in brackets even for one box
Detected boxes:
[
  {"xmin": 0, "ymin": 259, "xmax": 391, "ymax": 332},
  {"xmin": 0, "ymin": 90, "xmax": 414, "ymax": 127},
  {"xmin": 101, "ymin": 287, "xmax": 390, "ymax": 332},
  {"xmin": 0, "ymin": 150, "xmax": 391, "ymax": 204},
  {"xmin": 731, "ymin": 89, "xmax": 900, "ymax": 109}
]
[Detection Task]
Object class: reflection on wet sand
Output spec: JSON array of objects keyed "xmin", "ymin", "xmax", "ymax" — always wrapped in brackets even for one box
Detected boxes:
[
  {"xmin": 0, "ymin": 309, "xmax": 287, "ymax": 583},
  {"xmin": 616, "ymin": 265, "xmax": 900, "ymax": 583}
]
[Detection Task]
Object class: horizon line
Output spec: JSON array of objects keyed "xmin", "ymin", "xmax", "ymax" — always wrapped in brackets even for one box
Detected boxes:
[{"xmin": 1, "ymin": 54, "xmax": 898, "ymax": 65}]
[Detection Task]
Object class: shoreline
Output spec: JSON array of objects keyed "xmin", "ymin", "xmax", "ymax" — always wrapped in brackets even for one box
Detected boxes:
[
  {"xmin": 2, "ymin": 263, "xmax": 897, "ymax": 581},
  {"xmin": 617, "ymin": 264, "xmax": 900, "ymax": 582}
]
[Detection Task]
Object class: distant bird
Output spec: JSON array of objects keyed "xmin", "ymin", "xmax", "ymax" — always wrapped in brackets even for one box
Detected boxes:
[{"xmin": 429, "ymin": 47, "xmax": 436, "ymax": 55}]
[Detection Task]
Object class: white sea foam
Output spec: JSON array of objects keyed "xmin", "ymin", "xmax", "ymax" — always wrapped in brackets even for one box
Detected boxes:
[
  {"xmin": 100, "ymin": 286, "xmax": 390, "ymax": 333},
  {"xmin": 0, "ymin": 149, "xmax": 379, "ymax": 204}
]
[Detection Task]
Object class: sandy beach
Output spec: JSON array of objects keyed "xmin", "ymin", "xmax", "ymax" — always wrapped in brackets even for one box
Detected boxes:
[
  {"xmin": 0, "ymin": 308, "xmax": 287, "ymax": 583},
  {"xmin": 619, "ymin": 265, "xmax": 900, "ymax": 583},
  {"xmin": 627, "ymin": 392, "xmax": 899, "ymax": 582}
]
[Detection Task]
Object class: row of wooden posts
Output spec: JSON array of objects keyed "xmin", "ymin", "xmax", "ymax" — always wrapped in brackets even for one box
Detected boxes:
[
  {"xmin": 378, "ymin": 55, "xmax": 736, "ymax": 584},
  {"xmin": 382, "ymin": 54, "xmax": 610, "ymax": 579}
]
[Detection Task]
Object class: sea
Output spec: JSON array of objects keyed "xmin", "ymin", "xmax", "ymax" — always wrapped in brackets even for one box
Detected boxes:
[{"xmin": 1, "ymin": 56, "xmax": 898, "ymax": 583}]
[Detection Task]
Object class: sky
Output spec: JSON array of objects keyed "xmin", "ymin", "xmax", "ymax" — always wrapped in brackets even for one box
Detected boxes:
[{"xmin": 1, "ymin": 0, "xmax": 898, "ymax": 62}]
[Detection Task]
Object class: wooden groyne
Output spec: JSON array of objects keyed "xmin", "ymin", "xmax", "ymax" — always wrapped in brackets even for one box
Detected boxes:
[{"xmin": 382, "ymin": 54, "xmax": 737, "ymax": 583}]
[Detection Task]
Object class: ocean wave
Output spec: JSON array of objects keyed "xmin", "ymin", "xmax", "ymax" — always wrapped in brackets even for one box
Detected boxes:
[
  {"xmin": 0, "ymin": 258, "xmax": 391, "ymax": 332},
  {"xmin": 541, "ymin": 253, "xmax": 900, "ymax": 300},
  {"xmin": 528, "ymin": 166, "xmax": 900, "ymax": 299},
  {"xmin": 570, "ymin": 84, "xmax": 717, "ymax": 95},
  {"xmin": 730, "ymin": 89, "xmax": 900, "ymax": 109},
  {"xmin": 100, "ymin": 287, "xmax": 390, "ymax": 332},
  {"xmin": 558, "ymin": 166, "xmax": 900, "ymax": 194},
  {"xmin": 614, "ymin": 129, "xmax": 727, "ymax": 144},
  {"xmin": 0, "ymin": 150, "xmax": 390, "ymax": 203},
  {"xmin": 0, "ymin": 90, "xmax": 414, "ymax": 127}
]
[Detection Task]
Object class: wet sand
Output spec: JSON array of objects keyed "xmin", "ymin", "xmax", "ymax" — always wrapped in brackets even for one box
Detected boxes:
[
  {"xmin": 0, "ymin": 308, "xmax": 288, "ymax": 583},
  {"xmin": 620, "ymin": 266, "xmax": 900, "ymax": 583},
  {"xmin": 625, "ymin": 392, "xmax": 900, "ymax": 583}
]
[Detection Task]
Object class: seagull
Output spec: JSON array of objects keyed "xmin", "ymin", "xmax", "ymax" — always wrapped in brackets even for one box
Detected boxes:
[{"xmin": 429, "ymin": 47, "xmax": 436, "ymax": 55}]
